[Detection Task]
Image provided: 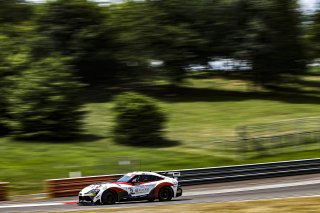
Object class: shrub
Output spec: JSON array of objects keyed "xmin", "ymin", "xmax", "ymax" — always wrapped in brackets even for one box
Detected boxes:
[
  {"xmin": 7, "ymin": 55, "xmax": 85, "ymax": 139},
  {"xmin": 113, "ymin": 92, "xmax": 166, "ymax": 146}
]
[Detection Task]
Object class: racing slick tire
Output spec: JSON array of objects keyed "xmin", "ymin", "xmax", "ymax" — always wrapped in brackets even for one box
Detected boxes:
[
  {"xmin": 158, "ymin": 186, "xmax": 173, "ymax": 202},
  {"xmin": 101, "ymin": 190, "xmax": 117, "ymax": 205}
]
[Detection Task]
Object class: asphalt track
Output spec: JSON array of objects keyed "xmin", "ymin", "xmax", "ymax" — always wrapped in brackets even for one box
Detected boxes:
[{"xmin": 1, "ymin": 174, "xmax": 320, "ymax": 213}]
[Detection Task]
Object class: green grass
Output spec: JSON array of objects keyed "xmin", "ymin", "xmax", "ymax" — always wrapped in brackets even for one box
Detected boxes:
[{"xmin": 1, "ymin": 73, "xmax": 320, "ymax": 195}]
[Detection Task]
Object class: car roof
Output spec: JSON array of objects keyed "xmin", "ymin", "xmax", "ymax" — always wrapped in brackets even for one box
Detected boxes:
[{"xmin": 125, "ymin": 171, "xmax": 164, "ymax": 177}]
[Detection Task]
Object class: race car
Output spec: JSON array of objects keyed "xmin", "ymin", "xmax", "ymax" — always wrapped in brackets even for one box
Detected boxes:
[{"xmin": 78, "ymin": 171, "xmax": 182, "ymax": 205}]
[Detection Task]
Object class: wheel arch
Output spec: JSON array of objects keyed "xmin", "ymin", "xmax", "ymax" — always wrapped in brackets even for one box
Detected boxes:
[
  {"xmin": 153, "ymin": 182, "xmax": 174, "ymax": 199},
  {"xmin": 101, "ymin": 188, "xmax": 119, "ymax": 203}
]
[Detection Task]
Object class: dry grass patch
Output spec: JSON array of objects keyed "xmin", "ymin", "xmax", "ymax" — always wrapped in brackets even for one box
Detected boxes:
[{"xmin": 58, "ymin": 196, "xmax": 320, "ymax": 213}]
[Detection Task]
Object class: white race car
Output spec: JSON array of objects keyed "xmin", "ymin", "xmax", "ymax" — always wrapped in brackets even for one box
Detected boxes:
[{"xmin": 79, "ymin": 171, "xmax": 182, "ymax": 205}]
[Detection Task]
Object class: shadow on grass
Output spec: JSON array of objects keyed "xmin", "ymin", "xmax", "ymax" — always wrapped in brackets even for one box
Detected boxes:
[
  {"xmin": 80, "ymin": 75, "xmax": 320, "ymax": 105},
  {"xmin": 138, "ymin": 85, "xmax": 320, "ymax": 105},
  {"xmin": 287, "ymin": 78, "xmax": 320, "ymax": 89},
  {"xmin": 14, "ymin": 133, "xmax": 105, "ymax": 143},
  {"xmin": 187, "ymin": 71, "xmax": 253, "ymax": 81},
  {"xmin": 118, "ymin": 138, "xmax": 181, "ymax": 148}
]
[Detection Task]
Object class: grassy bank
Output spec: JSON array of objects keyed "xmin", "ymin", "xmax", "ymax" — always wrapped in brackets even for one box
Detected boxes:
[
  {"xmin": 55, "ymin": 196, "xmax": 320, "ymax": 213},
  {"xmin": 1, "ymin": 73, "xmax": 320, "ymax": 194}
]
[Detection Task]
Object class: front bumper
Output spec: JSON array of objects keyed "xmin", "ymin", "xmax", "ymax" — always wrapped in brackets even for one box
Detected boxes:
[
  {"xmin": 79, "ymin": 196, "xmax": 95, "ymax": 205},
  {"xmin": 176, "ymin": 188, "xmax": 182, "ymax": 197}
]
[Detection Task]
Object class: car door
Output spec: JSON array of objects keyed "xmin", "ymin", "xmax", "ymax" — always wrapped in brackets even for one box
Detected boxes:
[
  {"xmin": 136, "ymin": 175, "xmax": 159, "ymax": 196},
  {"xmin": 130, "ymin": 175, "xmax": 160, "ymax": 197},
  {"xmin": 126, "ymin": 175, "xmax": 140, "ymax": 197},
  {"xmin": 127, "ymin": 175, "xmax": 145, "ymax": 197},
  {"xmin": 128, "ymin": 175, "xmax": 148, "ymax": 197}
]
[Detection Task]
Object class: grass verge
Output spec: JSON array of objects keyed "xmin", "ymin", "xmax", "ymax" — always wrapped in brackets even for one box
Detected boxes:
[{"xmin": 52, "ymin": 196, "xmax": 320, "ymax": 213}]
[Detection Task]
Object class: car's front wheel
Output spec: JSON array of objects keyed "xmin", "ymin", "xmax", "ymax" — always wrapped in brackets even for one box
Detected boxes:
[
  {"xmin": 101, "ymin": 191, "xmax": 117, "ymax": 205},
  {"xmin": 158, "ymin": 187, "xmax": 173, "ymax": 202}
]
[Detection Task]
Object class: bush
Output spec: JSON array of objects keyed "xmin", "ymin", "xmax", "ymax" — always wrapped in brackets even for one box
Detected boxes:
[
  {"xmin": 7, "ymin": 55, "xmax": 85, "ymax": 139},
  {"xmin": 113, "ymin": 92, "xmax": 167, "ymax": 146}
]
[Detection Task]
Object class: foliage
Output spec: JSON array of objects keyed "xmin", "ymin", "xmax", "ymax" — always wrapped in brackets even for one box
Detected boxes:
[
  {"xmin": 0, "ymin": 1, "xmax": 32, "ymax": 135},
  {"xmin": 0, "ymin": 0, "xmax": 32, "ymax": 24},
  {"xmin": 0, "ymin": 33, "xmax": 31, "ymax": 135},
  {"xmin": 113, "ymin": 92, "xmax": 167, "ymax": 146},
  {"xmin": 257, "ymin": 0, "xmax": 305, "ymax": 84},
  {"xmin": 228, "ymin": 0, "xmax": 306, "ymax": 85},
  {"xmin": 309, "ymin": 11, "xmax": 320, "ymax": 59},
  {"xmin": 0, "ymin": 0, "xmax": 313, "ymax": 137},
  {"xmin": 36, "ymin": 0, "xmax": 119, "ymax": 83},
  {"xmin": 7, "ymin": 55, "xmax": 85, "ymax": 139},
  {"xmin": 109, "ymin": 0, "xmax": 205, "ymax": 82},
  {"xmin": 110, "ymin": 0, "xmax": 306, "ymax": 84}
]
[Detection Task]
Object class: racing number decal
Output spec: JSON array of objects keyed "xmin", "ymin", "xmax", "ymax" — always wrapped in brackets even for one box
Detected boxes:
[{"xmin": 129, "ymin": 188, "xmax": 134, "ymax": 194}]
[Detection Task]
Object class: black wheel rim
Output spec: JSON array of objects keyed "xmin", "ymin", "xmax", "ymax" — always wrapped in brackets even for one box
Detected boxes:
[
  {"xmin": 105, "ymin": 193, "xmax": 115, "ymax": 204},
  {"xmin": 160, "ymin": 189, "xmax": 169, "ymax": 199}
]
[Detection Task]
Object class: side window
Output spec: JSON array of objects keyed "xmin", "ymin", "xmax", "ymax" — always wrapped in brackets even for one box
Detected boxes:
[
  {"xmin": 133, "ymin": 175, "xmax": 162, "ymax": 183},
  {"xmin": 140, "ymin": 175, "xmax": 149, "ymax": 182},
  {"xmin": 131, "ymin": 175, "xmax": 141, "ymax": 183},
  {"xmin": 149, "ymin": 175, "xmax": 161, "ymax": 181}
]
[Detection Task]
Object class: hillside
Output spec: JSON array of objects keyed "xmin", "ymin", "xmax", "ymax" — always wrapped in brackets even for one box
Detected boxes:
[{"xmin": 1, "ymin": 72, "xmax": 320, "ymax": 194}]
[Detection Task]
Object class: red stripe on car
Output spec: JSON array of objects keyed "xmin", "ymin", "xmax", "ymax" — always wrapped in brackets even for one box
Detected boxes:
[
  {"xmin": 109, "ymin": 187, "xmax": 127, "ymax": 193},
  {"xmin": 63, "ymin": 201, "xmax": 78, "ymax": 205},
  {"xmin": 115, "ymin": 182, "xmax": 134, "ymax": 186},
  {"xmin": 140, "ymin": 178, "xmax": 164, "ymax": 185}
]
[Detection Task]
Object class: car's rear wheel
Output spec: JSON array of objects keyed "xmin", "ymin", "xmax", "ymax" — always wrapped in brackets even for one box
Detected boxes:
[
  {"xmin": 158, "ymin": 187, "xmax": 173, "ymax": 202},
  {"xmin": 101, "ymin": 191, "xmax": 117, "ymax": 205}
]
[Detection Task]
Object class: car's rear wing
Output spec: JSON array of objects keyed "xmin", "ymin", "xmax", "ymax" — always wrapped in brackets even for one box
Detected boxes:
[{"xmin": 160, "ymin": 172, "xmax": 181, "ymax": 180}]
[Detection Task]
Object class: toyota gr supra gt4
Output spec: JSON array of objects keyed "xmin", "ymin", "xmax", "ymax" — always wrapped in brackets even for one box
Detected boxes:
[{"xmin": 79, "ymin": 171, "xmax": 182, "ymax": 205}]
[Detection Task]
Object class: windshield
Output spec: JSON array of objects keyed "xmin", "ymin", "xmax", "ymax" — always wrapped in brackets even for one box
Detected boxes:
[{"xmin": 116, "ymin": 175, "xmax": 132, "ymax": 182}]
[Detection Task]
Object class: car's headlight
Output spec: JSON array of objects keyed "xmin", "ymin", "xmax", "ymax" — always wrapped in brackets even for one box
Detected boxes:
[{"xmin": 85, "ymin": 189, "xmax": 100, "ymax": 197}]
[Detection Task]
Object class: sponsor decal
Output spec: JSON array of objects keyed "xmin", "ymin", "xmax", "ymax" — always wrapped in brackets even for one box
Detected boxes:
[{"xmin": 135, "ymin": 187, "xmax": 149, "ymax": 193}]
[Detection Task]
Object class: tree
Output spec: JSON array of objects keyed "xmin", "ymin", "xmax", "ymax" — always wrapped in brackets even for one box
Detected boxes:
[
  {"xmin": 227, "ymin": 0, "xmax": 306, "ymax": 85},
  {"xmin": 36, "ymin": 0, "xmax": 119, "ymax": 83},
  {"xmin": 0, "ymin": 0, "xmax": 31, "ymax": 25},
  {"xmin": 7, "ymin": 55, "xmax": 85, "ymax": 139},
  {"xmin": 309, "ymin": 10, "xmax": 320, "ymax": 60},
  {"xmin": 0, "ymin": 33, "xmax": 31, "ymax": 135},
  {"xmin": 113, "ymin": 92, "xmax": 167, "ymax": 146},
  {"xmin": 256, "ymin": 0, "xmax": 305, "ymax": 84},
  {"xmin": 0, "ymin": 0, "xmax": 32, "ymax": 135},
  {"xmin": 110, "ymin": 0, "xmax": 205, "ymax": 82}
]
